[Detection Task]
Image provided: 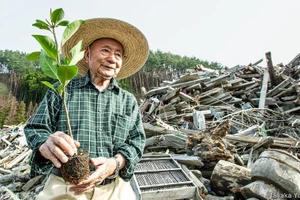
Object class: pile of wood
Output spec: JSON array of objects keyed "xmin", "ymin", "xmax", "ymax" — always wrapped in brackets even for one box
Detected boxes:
[
  {"xmin": 0, "ymin": 125, "xmax": 45, "ymax": 200},
  {"xmin": 141, "ymin": 53, "xmax": 300, "ymax": 199},
  {"xmin": 1, "ymin": 52, "xmax": 300, "ymax": 200}
]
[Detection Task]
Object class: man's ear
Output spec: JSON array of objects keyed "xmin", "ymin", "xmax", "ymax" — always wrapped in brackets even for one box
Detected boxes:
[{"xmin": 84, "ymin": 48, "xmax": 89, "ymax": 63}]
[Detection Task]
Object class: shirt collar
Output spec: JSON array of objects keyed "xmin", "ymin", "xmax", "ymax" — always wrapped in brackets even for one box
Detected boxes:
[{"xmin": 77, "ymin": 71, "xmax": 120, "ymax": 94}]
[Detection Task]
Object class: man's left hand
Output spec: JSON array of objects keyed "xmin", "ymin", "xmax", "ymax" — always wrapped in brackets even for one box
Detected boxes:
[{"xmin": 69, "ymin": 157, "xmax": 117, "ymax": 195}]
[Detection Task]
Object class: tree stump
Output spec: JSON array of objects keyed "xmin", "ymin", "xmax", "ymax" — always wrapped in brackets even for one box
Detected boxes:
[
  {"xmin": 251, "ymin": 149, "xmax": 300, "ymax": 196},
  {"xmin": 210, "ymin": 160, "xmax": 251, "ymax": 195}
]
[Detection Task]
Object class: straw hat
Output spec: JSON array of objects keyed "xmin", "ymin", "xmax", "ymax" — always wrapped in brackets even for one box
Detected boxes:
[{"xmin": 62, "ymin": 18, "xmax": 149, "ymax": 80}]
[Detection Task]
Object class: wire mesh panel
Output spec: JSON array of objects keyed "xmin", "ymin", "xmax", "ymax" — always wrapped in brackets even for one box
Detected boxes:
[{"xmin": 131, "ymin": 154, "xmax": 197, "ymax": 200}]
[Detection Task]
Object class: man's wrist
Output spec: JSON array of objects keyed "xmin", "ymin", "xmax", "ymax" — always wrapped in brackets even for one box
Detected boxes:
[{"xmin": 107, "ymin": 156, "xmax": 120, "ymax": 179}]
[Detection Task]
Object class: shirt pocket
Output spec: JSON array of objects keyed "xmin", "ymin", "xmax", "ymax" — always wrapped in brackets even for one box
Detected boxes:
[{"xmin": 111, "ymin": 113, "xmax": 131, "ymax": 143}]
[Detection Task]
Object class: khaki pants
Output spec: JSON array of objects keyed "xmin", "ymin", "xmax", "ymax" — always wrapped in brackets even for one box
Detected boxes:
[{"xmin": 36, "ymin": 174, "xmax": 137, "ymax": 200}]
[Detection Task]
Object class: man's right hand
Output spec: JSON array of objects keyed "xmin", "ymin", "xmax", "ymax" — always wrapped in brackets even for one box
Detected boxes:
[{"xmin": 38, "ymin": 131, "xmax": 80, "ymax": 168}]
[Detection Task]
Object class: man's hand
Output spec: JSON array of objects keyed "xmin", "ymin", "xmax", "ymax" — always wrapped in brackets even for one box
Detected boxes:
[
  {"xmin": 39, "ymin": 131, "xmax": 80, "ymax": 168},
  {"xmin": 69, "ymin": 157, "xmax": 117, "ymax": 195}
]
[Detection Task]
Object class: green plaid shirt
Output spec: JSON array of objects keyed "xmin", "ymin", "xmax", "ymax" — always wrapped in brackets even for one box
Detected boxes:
[{"xmin": 24, "ymin": 72, "xmax": 146, "ymax": 181}]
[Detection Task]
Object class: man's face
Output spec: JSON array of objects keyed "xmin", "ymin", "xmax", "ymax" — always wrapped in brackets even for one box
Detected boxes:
[{"xmin": 85, "ymin": 38, "xmax": 123, "ymax": 79}]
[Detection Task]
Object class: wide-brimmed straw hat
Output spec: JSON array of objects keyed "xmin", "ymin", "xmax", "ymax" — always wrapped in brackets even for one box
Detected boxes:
[{"xmin": 62, "ymin": 18, "xmax": 149, "ymax": 80}]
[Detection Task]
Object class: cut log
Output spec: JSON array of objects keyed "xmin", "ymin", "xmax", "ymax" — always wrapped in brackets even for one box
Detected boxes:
[
  {"xmin": 210, "ymin": 160, "xmax": 251, "ymax": 195},
  {"xmin": 241, "ymin": 180, "xmax": 286, "ymax": 200},
  {"xmin": 251, "ymin": 149, "xmax": 300, "ymax": 195}
]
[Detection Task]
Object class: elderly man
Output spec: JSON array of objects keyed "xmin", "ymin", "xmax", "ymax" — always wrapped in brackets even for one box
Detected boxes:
[{"xmin": 24, "ymin": 18, "xmax": 149, "ymax": 200}]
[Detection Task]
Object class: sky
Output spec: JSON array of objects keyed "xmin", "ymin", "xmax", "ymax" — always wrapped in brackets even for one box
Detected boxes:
[{"xmin": 1, "ymin": 0, "xmax": 300, "ymax": 68}]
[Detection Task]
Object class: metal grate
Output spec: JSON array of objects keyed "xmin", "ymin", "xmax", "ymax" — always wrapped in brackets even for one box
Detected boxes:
[
  {"xmin": 131, "ymin": 155, "xmax": 197, "ymax": 200},
  {"xmin": 136, "ymin": 171, "xmax": 190, "ymax": 186},
  {"xmin": 135, "ymin": 159, "xmax": 178, "ymax": 171}
]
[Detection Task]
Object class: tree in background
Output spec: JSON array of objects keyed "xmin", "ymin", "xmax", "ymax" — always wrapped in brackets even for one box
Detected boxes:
[
  {"xmin": 0, "ymin": 107, "xmax": 10, "ymax": 128},
  {"xmin": 0, "ymin": 93, "xmax": 19, "ymax": 128},
  {"xmin": 0, "ymin": 48, "xmax": 224, "ymax": 114},
  {"xmin": 129, "ymin": 50, "xmax": 223, "ymax": 98},
  {"xmin": 13, "ymin": 101, "xmax": 26, "ymax": 125},
  {"xmin": 20, "ymin": 69, "xmax": 55, "ymax": 105},
  {"xmin": 0, "ymin": 50, "xmax": 38, "ymax": 74}
]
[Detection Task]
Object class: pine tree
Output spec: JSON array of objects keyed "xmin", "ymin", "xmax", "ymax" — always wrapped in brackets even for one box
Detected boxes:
[{"xmin": 13, "ymin": 101, "xmax": 26, "ymax": 124}]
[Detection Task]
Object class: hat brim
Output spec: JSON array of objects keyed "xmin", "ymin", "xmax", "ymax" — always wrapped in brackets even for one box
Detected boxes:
[{"xmin": 62, "ymin": 18, "xmax": 149, "ymax": 80}]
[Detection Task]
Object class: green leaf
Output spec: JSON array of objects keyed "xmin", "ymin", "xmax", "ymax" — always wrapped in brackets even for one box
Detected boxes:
[
  {"xmin": 70, "ymin": 40, "xmax": 82, "ymax": 56},
  {"xmin": 63, "ymin": 58, "xmax": 71, "ymax": 65},
  {"xmin": 57, "ymin": 65, "xmax": 78, "ymax": 86},
  {"xmin": 69, "ymin": 40, "xmax": 84, "ymax": 65},
  {"xmin": 40, "ymin": 50, "xmax": 59, "ymax": 79},
  {"xmin": 27, "ymin": 51, "xmax": 41, "ymax": 61},
  {"xmin": 70, "ymin": 51, "xmax": 84, "ymax": 66},
  {"xmin": 57, "ymin": 85, "xmax": 64, "ymax": 96},
  {"xmin": 41, "ymin": 81, "xmax": 56, "ymax": 92},
  {"xmin": 57, "ymin": 20, "xmax": 69, "ymax": 26},
  {"xmin": 32, "ymin": 35, "xmax": 58, "ymax": 60},
  {"xmin": 61, "ymin": 20, "xmax": 85, "ymax": 46},
  {"xmin": 32, "ymin": 20, "xmax": 50, "ymax": 31},
  {"xmin": 51, "ymin": 8, "xmax": 65, "ymax": 24}
]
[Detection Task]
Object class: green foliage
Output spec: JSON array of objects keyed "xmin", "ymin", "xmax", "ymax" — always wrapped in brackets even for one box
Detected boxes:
[
  {"xmin": 28, "ymin": 8, "xmax": 85, "ymax": 138},
  {"xmin": 0, "ymin": 82, "xmax": 8, "ymax": 95},
  {"xmin": 32, "ymin": 35, "xmax": 58, "ymax": 60},
  {"xmin": 13, "ymin": 101, "xmax": 26, "ymax": 124},
  {"xmin": 51, "ymin": 8, "xmax": 65, "ymax": 24},
  {"xmin": 61, "ymin": 20, "xmax": 85, "ymax": 46},
  {"xmin": 27, "ymin": 51, "xmax": 41, "ymax": 61},
  {"xmin": 143, "ymin": 50, "xmax": 223, "ymax": 72},
  {"xmin": 0, "ymin": 106, "xmax": 10, "ymax": 128},
  {"xmin": 21, "ymin": 69, "xmax": 54, "ymax": 105},
  {"xmin": 28, "ymin": 8, "xmax": 85, "ymax": 96},
  {"xmin": 0, "ymin": 50, "xmax": 38, "ymax": 74},
  {"xmin": 0, "ymin": 93, "xmax": 18, "ymax": 127},
  {"xmin": 117, "ymin": 78, "xmax": 131, "ymax": 92}
]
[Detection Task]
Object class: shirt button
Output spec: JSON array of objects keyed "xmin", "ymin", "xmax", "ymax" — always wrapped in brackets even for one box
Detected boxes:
[{"xmin": 98, "ymin": 109, "xmax": 101, "ymax": 112}]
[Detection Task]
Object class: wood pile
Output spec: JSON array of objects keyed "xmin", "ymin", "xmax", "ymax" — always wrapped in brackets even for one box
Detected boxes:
[
  {"xmin": 1, "ymin": 52, "xmax": 300, "ymax": 200},
  {"xmin": 0, "ymin": 125, "xmax": 46, "ymax": 200},
  {"xmin": 141, "ymin": 53, "xmax": 300, "ymax": 199}
]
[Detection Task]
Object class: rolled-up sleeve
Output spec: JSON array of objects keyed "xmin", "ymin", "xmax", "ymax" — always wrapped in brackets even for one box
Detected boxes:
[{"xmin": 113, "ymin": 99, "xmax": 146, "ymax": 181}]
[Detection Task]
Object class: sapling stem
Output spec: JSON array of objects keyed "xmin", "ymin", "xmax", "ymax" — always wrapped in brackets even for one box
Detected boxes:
[{"xmin": 63, "ymin": 87, "xmax": 73, "ymax": 139}]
